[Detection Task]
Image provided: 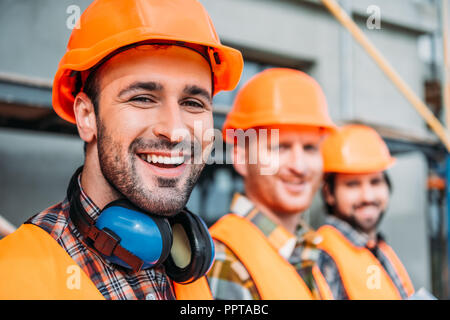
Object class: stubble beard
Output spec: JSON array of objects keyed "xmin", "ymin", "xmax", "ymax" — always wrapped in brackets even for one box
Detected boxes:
[{"xmin": 96, "ymin": 122, "xmax": 205, "ymax": 217}]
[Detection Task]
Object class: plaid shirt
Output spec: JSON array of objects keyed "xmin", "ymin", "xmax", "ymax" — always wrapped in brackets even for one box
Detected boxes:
[
  {"xmin": 316, "ymin": 215, "xmax": 411, "ymax": 300},
  {"xmin": 28, "ymin": 174, "xmax": 175, "ymax": 300},
  {"xmin": 207, "ymin": 193, "xmax": 326, "ymax": 300}
]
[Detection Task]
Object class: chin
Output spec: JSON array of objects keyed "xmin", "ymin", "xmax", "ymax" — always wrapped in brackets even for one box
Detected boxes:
[
  {"xmin": 360, "ymin": 222, "xmax": 379, "ymax": 232},
  {"xmin": 282, "ymin": 198, "xmax": 311, "ymax": 214},
  {"xmin": 140, "ymin": 201, "xmax": 186, "ymax": 217},
  {"xmin": 128, "ymin": 187, "xmax": 188, "ymax": 216},
  {"xmin": 274, "ymin": 201, "xmax": 309, "ymax": 215}
]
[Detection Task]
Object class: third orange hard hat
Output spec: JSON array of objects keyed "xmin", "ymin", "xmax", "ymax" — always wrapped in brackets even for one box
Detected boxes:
[
  {"xmin": 222, "ymin": 68, "xmax": 336, "ymax": 143},
  {"xmin": 322, "ymin": 124, "xmax": 396, "ymax": 173},
  {"xmin": 53, "ymin": 0, "xmax": 243, "ymax": 124}
]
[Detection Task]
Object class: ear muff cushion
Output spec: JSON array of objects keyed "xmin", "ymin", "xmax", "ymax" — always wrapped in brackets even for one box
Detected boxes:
[
  {"xmin": 164, "ymin": 210, "xmax": 214, "ymax": 284},
  {"xmin": 184, "ymin": 211, "xmax": 214, "ymax": 277},
  {"xmin": 188, "ymin": 212, "xmax": 215, "ymax": 275}
]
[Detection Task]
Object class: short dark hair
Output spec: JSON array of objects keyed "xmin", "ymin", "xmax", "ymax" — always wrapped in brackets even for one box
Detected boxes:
[
  {"xmin": 82, "ymin": 69, "xmax": 100, "ymax": 115},
  {"xmin": 321, "ymin": 172, "xmax": 392, "ymax": 215}
]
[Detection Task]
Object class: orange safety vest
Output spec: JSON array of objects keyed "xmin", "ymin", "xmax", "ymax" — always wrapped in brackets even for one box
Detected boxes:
[
  {"xmin": 209, "ymin": 214, "xmax": 333, "ymax": 300},
  {"xmin": 0, "ymin": 224, "xmax": 212, "ymax": 300},
  {"xmin": 317, "ymin": 225, "xmax": 415, "ymax": 300}
]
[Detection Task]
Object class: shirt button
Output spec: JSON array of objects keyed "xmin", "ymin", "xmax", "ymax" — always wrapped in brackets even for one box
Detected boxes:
[{"xmin": 145, "ymin": 293, "xmax": 156, "ymax": 300}]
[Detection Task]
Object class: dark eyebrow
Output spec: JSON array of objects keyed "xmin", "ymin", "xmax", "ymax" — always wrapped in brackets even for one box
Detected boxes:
[
  {"xmin": 118, "ymin": 81, "xmax": 163, "ymax": 97},
  {"xmin": 183, "ymin": 85, "xmax": 212, "ymax": 103}
]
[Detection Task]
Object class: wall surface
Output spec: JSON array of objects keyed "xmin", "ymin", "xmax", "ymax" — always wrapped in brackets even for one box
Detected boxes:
[{"xmin": 0, "ymin": 128, "xmax": 83, "ymax": 227}]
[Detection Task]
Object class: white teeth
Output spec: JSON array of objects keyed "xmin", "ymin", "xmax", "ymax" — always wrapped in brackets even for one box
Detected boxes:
[{"xmin": 140, "ymin": 154, "xmax": 185, "ymax": 165}]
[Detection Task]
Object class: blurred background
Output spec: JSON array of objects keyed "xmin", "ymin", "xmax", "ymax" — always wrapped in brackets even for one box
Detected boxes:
[{"xmin": 0, "ymin": 0, "xmax": 449, "ymax": 299}]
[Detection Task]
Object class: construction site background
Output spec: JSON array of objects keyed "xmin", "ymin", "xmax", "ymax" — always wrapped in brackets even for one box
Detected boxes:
[{"xmin": 0, "ymin": 0, "xmax": 449, "ymax": 298}]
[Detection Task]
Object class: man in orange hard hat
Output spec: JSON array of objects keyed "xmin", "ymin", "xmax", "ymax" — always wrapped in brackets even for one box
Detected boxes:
[
  {"xmin": 0, "ymin": 0, "xmax": 242, "ymax": 300},
  {"xmin": 316, "ymin": 124, "xmax": 415, "ymax": 299},
  {"xmin": 206, "ymin": 68, "xmax": 336, "ymax": 300}
]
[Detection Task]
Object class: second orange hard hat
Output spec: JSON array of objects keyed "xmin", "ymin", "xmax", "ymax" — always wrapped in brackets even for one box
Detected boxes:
[
  {"xmin": 322, "ymin": 124, "xmax": 396, "ymax": 173},
  {"xmin": 53, "ymin": 0, "xmax": 243, "ymax": 124},
  {"xmin": 222, "ymin": 68, "xmax": 336, "ymax": 143}
]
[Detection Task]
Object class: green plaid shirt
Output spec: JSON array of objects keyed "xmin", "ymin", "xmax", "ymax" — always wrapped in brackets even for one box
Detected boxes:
[{"xmin": 207, "ymin": 193, "xmax": 326, "ymax": 300}]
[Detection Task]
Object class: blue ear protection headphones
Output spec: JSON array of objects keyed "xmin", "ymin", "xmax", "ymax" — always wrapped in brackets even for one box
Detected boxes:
[{"xmin": 67, "ymin": 166, "xmax": 215, "ymax": 284}]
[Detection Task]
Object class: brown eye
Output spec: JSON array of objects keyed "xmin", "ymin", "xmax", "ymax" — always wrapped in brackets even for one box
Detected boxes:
[
  {"xmin": 304, "ymin": 143, "xmax": 319, "ymax": 153},
  {"xmin": 277, "ymin": 143, "xmax": 290, "ymax": 151},
  {"xmin": 129, "ymin": 95, "xmax": 156, "ymax": 104},
  {"xmin": 371, "ymin": 178, "xmax": 383, "ymax": 186},
  {"xmin": 345, "ymin": 180, "xmax": 360, "ymax": 188},
  {"xmin": 182, "ymin": 99, "xmax": 204, "ymax": 108}
]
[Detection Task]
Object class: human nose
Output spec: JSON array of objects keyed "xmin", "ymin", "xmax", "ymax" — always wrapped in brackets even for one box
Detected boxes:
[{"xmin": 151, "ymin": 99, "xmax": 190, "ymax": 144}]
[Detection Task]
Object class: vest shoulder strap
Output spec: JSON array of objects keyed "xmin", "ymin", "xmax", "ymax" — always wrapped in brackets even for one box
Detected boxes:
[
  {"xmin": 378, "ymin": 241, "xmax": 415, "ymax": 297},
  {"xmin": 0, "ymin": 224, "xmax": 104, "ymax": 300},
  {"xmin": 210, "ymin": 214, "xmax": 314, "ymax": 300},
  {"xmin": 317, "ymin": 225, "xmax": 402, "ymax": 300}
]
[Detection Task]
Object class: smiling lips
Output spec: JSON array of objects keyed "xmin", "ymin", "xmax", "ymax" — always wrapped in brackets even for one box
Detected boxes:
[
  {"xmin": 138, "ymin": 152, "xmax": 188, "ymax": 178},
  {"xmin": 281, "ymin": 178, "xmax": 308, "ymax": 193},
  {"xmin": 355, "ymin": 205, "xmax": 380, "ymax": 218},
  {"xmin": 139, "ymin": 153, "xmax": 185, "ymax": 165}
]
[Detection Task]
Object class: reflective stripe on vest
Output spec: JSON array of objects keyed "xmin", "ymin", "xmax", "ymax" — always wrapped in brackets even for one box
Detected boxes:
[
  {"xmin": 317, "ymin": 225, "xmax": 414, "ymax": 300},
  {"xmin": 0, "ymin": 224, "xmax": 211, "ymax": 300},
  {"xmin": 210, "ymin": 214, "xmax": 332, "ymax": 300}
]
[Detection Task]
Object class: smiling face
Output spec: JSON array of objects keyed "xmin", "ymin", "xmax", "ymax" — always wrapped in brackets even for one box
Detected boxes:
[
  {"xmin": 237, "ymin": 126, "xmax": 324, "ymax": 215},
  {"xmin": 325, "ymin": 172, "xmax": 390, "ymax": 233},
  {"xmin": 79, "ymin": 45, "xmax": 213, "ymax": 216}
]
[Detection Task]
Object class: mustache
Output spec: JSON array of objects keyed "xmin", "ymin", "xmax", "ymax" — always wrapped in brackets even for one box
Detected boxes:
[
  {"xmin": 352, "ymin": 201, "xmax": 382, "ymax": 210},
  {"xmin": 129, "ymin": 137, "xmax": 199, "ymax": 157}
]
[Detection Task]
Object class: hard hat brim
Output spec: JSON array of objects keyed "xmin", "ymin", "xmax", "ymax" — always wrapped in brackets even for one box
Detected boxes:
[
  {"xmin": 222, "ymin": 113, "xmax": 337, "ymax": 144},
  {"xmin": 323, "ymin": 157, "xmax": 397, "ymax": 174}
]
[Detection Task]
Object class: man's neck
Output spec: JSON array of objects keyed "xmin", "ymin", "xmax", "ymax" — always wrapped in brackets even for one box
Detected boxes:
[
  {"xmin": 245, "ymin": 193, "xmax": 300, "ymax": 235},
  {"xmin": 331, "ymin": 214, "xmax": 378, "ymax": 244},
  {"xmin": 367, "ymin": 229, "xmax": 378, "ymax": 242},
  {"xmin": 80, "ymin": 153, "xmax": 121, "ymax": 210}
]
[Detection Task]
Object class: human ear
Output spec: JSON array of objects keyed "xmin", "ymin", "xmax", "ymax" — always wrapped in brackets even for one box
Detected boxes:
[{"xmin": 73, "ymin": 92, "xmax": 98, "ymax": 144}]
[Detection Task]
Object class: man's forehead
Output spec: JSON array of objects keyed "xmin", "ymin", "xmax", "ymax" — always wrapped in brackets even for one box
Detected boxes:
[{"xmin": 95, "ymin": 45, "xmax": 213, "ymax": 94}]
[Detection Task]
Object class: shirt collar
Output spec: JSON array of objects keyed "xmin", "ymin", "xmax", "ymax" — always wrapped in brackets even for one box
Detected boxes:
[
  {"xmin": 77, "ymin": 173, "xmax": 102, "ymax": 221},
  {"xmin": 325, "ymin": 215, "xmax": 384, "ymax": 248},
  {"xmin": 230, "ymin": 193, "xmax": 322, "ymax": 259}
]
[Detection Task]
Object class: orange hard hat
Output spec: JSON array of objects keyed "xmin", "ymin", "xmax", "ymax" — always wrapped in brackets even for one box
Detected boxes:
[
  {"xmin": 322, "ymin": 124, "xmax": 396, "ymax": 173},
  {"xmin": 53, "ymin": 0, "xmax": 243, "ymax": 124},
  {"xmin": 222, "ymin": 68, "xmax": 336, "ymax": 143}
]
